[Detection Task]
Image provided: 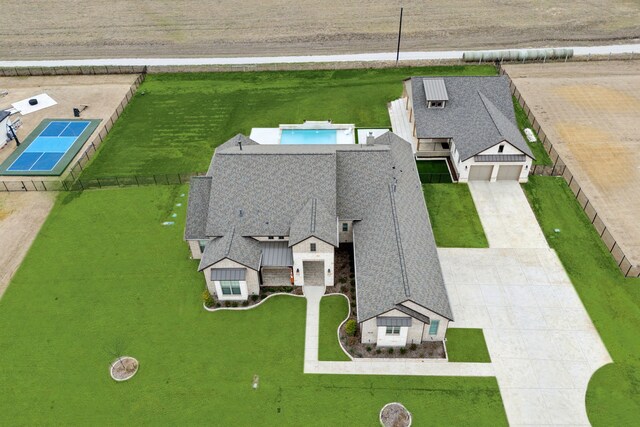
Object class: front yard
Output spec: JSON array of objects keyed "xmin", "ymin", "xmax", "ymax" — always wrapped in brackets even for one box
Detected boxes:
[
  {"xmin": 523, "ymin": 176, "xmax": 640, "ymax": 426},
  {"xmin": 0, "ymin": 186, "xmax": 507, "ymax": 425},
  {"xmin": 422, "ymin": 184, "xmax": 488, "ymax": 248}
]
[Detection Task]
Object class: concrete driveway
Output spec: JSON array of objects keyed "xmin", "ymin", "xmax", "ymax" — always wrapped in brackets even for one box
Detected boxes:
[{"xmin": 439, "ymin": 182, "xmax": 611, "ymax": 426}]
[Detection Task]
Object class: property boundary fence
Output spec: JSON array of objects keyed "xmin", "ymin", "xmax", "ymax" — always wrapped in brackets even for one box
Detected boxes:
[
  {"xmin": 0, "ymin": 173, "xmax": 204, "ymax": 192},
  {"xmin": 500, "ymin": 66, "xmax": 639, "ymax": 278}
]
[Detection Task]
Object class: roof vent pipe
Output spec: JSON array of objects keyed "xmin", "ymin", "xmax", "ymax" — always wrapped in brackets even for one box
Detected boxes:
[
  {"xmin": 238, "ymin": 139, "xmax": 242, "ymax": 150},
  {"xmin": 366, "ymin": 132, "xmax": 375, "ymax": 145}
]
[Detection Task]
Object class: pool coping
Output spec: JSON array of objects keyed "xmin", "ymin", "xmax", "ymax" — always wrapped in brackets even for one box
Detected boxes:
[{"xmin": 0, "ymin": 118, "xmax": 101, "ymax": 176}]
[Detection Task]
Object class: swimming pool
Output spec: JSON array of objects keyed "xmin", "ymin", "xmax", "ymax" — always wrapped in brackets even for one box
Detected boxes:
[{"xmin": 280, "ymin": 129, "xmax": 337, "ymax": 145}]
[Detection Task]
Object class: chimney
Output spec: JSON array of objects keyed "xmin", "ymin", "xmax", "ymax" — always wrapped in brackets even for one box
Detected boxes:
[{"xmin": 366, "ymin": 132, "xmax": 375, "ymax": 145}]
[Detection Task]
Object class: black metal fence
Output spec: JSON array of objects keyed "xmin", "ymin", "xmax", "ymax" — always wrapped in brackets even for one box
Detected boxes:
[
  {"xmin": 0, "ymin": 173, "xmax": 204, "ymax": 192},
  {"xmin": 418, "ymin": 173, "xmax": 453, "ymax": 184}
]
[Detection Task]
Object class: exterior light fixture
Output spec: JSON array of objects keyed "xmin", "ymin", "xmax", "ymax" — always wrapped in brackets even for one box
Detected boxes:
[
  {"xmin": 327, "ymin": 268, "xmax": 331, "ymax": 274},
  {"xmin": 296, "ymin": 268, "xmax": 300, "ymax": 274}
]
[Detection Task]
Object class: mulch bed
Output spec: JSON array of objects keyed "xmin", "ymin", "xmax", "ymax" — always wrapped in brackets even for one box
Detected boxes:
[
  {"xmin": 205, "ymin": 286, "xmax": 302, "ymax": 310},
  {"xmin": 380, "ymin": 403, "xmax": 412, "ymax": 427}
]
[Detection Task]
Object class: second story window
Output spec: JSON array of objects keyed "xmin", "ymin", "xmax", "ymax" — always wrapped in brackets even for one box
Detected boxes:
[
  {"xmin": 498, "ymin": 145, "xmax": 505, "ymax": 153},
  {"xmin": 342, "ymin": 223, "xmax": 349, "ymax": 232},
  {"xmin": 310, "ymin": 243, "xmax": 316, "ymax": 252}
]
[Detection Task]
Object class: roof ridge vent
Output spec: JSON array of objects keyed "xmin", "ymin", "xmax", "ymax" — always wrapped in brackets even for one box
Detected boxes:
[
  {"xmin": 310, "ymin": 198, "xmax": 317, "ymax": 233},
  {"xmin": 388, "ymin": 184, "xmax": 410, "ymax": 297},
  {"xmin": 225, "ymin": 227, "xmax": 235, "ymax": 256}
]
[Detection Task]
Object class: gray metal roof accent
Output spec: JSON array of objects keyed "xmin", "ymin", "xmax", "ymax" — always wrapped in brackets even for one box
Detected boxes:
[
  {"xmin": 475, "ymin": 154, "xmax": 527, "ymax": 162},
  {"xmin": 261, "ymin": 241, "xmax": 293, "ymax": 267},
  {"xmin": 211, "ymin": 268, "xmax": 246, "ymax": 281},
  {"xmin": 198, "ymin": 229, "xmax": 262, "ymax": 271},
  {"xmin": 184, "ymin": 176, "xmax": 212, "ymax": 240},
  {"xmin": 376, "ymin": 317, "xmax": 412, "ymax": 327},
  {"xmin": 289, "ymin": 198, "xmax": 338, "ymax": 247},
  {"xmin": 0, "ymin": 110, "xmax": 11, "ymax": 122},
  {"xmin": 410, "ymin": 76, "xmax": 533, "ymax": 161},
  {"xmin": 395, "ymin": 304, "xmax": 430, "ymax": 324},
  {"xmin": 423, "ymin": 78, "xmax": 449, "ymax": 101}
]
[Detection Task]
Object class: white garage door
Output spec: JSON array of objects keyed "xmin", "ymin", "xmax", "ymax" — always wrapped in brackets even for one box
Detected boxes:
[
  {"xmin": 468, "ymin": 165, "xmax": 493, "ymax": 181},
  {"xmin": 497, "ymin": 165, "xmax": 523, "ymax": 181}
]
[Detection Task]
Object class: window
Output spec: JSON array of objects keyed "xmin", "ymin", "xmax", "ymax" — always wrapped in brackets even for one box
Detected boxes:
[
  {"xmin": 498, "ymin": 145, "xmax": 505, "ymax": 153},
  {"xmin": 198, "ymin": 240, "xmax": 207, "ymax": 252},
  {"xmin": 386, "ymin": 326, "xmax": 401, "ymax": 335},
  {"xmin": 441, "ymin": 142, "xmax": 450, "ymax": 150},
  {"xmin": 268, "ymin": 236, "xmax": 274, "ymax": 240},
  {"xmin": 278, "ymin": 236, "xmax": 285, "ymax": 240},
  {"xmin": 342, "ymin": 223, "xmax": 349, "ymax": 232},
  {"xmin": 220, "ymin": 280, "xmax": 242, "ymax": 295},
  {"xmin": 310, "ymin": 243, "xmax": 316, "ymax": 252},
  {"xmin": 428, "ymin": 101, "xmax": 444, "ymax": 108},
  {"xmin": 428, "ymin": 319, "xmax": 440, "ymax": 335}
]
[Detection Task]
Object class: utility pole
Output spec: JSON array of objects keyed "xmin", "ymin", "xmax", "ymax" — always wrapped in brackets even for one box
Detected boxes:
[{"xmin": 396, "ymin": 7, "xmax": 404, "ymax": 66}]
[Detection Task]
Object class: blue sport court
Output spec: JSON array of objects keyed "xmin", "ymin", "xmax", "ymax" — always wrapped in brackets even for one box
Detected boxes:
[{"xmin": 0, "ymin": 119, "xmax": 100, "ymax": 176}]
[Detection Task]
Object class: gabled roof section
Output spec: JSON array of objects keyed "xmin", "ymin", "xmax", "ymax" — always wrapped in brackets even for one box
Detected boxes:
[
  {"xmin": 289, "ymin": 198, "xmax": 338, "ymax": 247},
  {"xmin": 423, "ymin": 78, "xmax": 449, "ymax": 101},
  {"xmin": 410, "ymin": 76, "xmax": 534, "ymax": 161},
  {"xmin": 477, "ymin": 91, "xmax": 533, "ymax": 159},
  {"xmin": 198, "ymin": 227, "xmax": 262, "ymax": 271},
  {"xmin": 184, "ymin": 176, "xmax": 212, "ymax": 240},
  {"xmin": 207, "ymin": 134, "xmax": 259, "ymax": 175},
  {"xmin": 0, "ymin": 110, "xmax": 11, "ymax": 122}
]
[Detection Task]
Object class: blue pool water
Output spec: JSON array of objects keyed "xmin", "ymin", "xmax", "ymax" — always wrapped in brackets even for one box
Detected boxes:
[{"xmin": 280, "ymin": 129, "xmax": 337, "ymax": 145}]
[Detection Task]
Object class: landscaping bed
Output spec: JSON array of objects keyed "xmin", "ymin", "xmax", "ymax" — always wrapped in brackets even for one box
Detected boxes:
[
  {"xmin": 203, "ymin": 286, "xmax": 302, "ymax": 310},
  {"xmin": 342, "ymin": 334, "xmax": 445, "ymax": 359}
]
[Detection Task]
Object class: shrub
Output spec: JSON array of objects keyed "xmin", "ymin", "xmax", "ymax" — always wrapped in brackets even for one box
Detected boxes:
[
  {"xmin": 400, "ymin": 348, "xmax": 407, "ymax": 355},
  {"xmin": 338, "ymin": 277, "xmax": 347, "ymax": 284},
  {"xmin": 215, "ymin": 302, "xmax": 221, "ymax": 308},
  {"xmin": 388, "ymin": 348, "xmax": 394, "ymax": 354},
  {"xmin": 340, "ymin": 285, "xmax": 348, "ymax": 293},
  {"xmin": 366, "ymin": 346, "xmax": 372, "ymax": 352},
  {"xmin": 344, "ymin": 319, "xmax": 357, "ymax": 336},
  {"xmin": 224, "ymin": 301, "xmax": 231, "ymax": 307},
  {"xmin": 250, "ymin": 295, "xmax": 259, "ymax": 302},
  {"xmin": 242, "ymin": 301, "xmax": 249, "ymax": 307},
  {"xmin": 231, "ymin": 302, "xmax": 238, "ymax": 307},
  {"xmin": 409, "ymin": 343, "xmax": 417, "ymax": 351},
  {"xmin": 350, "ymin": 301, "xmax": 356, "ymax": 308},
  {"xmin": 202, "ymin": 290, "xmax": 215, "ymax": 308},
  {"xmin": 350, "ymin": 278, "xmax": 355, "ymax": 286},
  {"xmin": 376, "ymin": 349, "xmax": 382, "ymax": 354}
]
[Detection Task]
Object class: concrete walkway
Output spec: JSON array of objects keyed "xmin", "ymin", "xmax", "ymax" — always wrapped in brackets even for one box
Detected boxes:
[
  {"xmin": 469, "ymin": 181, "xmax": 548, "ymax": 249},
  {"xmin": 0, "ymin": 44, "xmax": 638, "ymax": 67},
  {"xmin": 303, "ymin": 285, "xmax": 325, "ymax": 363},
  {"xmin": 442, "ymin": 182, "xmax": 612, "ymax": 426}
]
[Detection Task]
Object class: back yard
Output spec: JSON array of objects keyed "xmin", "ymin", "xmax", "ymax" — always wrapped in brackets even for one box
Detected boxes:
[
  {"xmin": 523, "ymin": 176, "xmax": 640, "ymax": 426},
  {"xmin": 80, "ymin": 65, "xmax": 496, "ymax": 178},
  {"xmin": 0, "ymin": 186, "xmax": 506, "ymax": 425}
]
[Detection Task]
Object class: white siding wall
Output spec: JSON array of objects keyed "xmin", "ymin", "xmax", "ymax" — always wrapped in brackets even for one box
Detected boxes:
[
  {"xmin": 204, "ymin": 258, "xmax": 260, "ymax": 301},
  {"xmin": 187, "ymin": 240, "xmax": 202, "ymax": 259},
  {"xmin": 292, "ymin": 237, "xmax": 334, "ymax": 287},
  {"xmin": 453, "ymin": 141, "xmax": 532, "ymax": 183}
]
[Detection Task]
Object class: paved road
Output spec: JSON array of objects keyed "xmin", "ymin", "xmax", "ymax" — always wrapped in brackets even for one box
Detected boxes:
[{"xmin": 0, "ymin": 44, "xmax": 638, "ymax": 68}]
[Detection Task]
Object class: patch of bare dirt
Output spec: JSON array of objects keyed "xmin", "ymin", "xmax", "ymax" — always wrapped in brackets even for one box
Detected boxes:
[
  {"xmin": 380, "ymin": 403, "xmax": 412, "ymax": 427},
  {"xmin": 1, "ymin": 1, "xmax": 639, "ymax": 60},
  {"xmin": 0, "ymin": 192, "xmax": 55, "ymax": 298}
]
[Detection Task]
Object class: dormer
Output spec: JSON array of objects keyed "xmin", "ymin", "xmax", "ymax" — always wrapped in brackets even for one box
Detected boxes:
[{"xmin": 423, "ymin": 78, "xmax": 448, "ymax": 108}]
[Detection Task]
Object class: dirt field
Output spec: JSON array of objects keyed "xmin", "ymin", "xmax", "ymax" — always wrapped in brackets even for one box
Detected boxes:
[
  {"xmin": 504, "ymin": 61, "xmax": 640, "ymax": 274},
  {"xmin": 0, "ymin": 192, "xmax": 56, "ymax": 298},
  {"xmin": 0, "ymin": 74, "xmax": 139, "ymax": 173},
  {"xmin": 1, "ymin": 1, "xmax": 639, "ymax": 60}
]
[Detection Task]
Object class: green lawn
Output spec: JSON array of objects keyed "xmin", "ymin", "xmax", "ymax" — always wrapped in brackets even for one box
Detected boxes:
[
  {"xmin": 523, "ymin": 176, "xmax": 640, "ymax": 426},
  {"xmin": 422, "ymin": 184, "xmax": 488, "ymax": 248},
  {"xmin": 318, "ymin": 295, "xmax": 351, "ymax": 361},
  {"xmin": 81, "ymin": 66, "xmax": 497, "ymax": 178},
  {"xmin": 445, "ymin": 329, "xmax": 491, "ymax": 363},
  {"xmin": 512, "ymin": 96, "xmax": 553, "ymax": 166},
  {"xmin": 0, "ymin": 186, "xmax": 507, "ymax": 425},
  {"xmin": 416, "ymin": 160, "xmax": 453, "ymax": 183}
]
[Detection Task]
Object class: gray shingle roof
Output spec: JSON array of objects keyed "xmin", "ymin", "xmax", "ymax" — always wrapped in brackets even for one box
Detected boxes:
[
  {"xmin": 0, "ymin": 110, "xmax": 11, "ymax": 123},
  {"xmin": 352, "ymin": 132, "xmax": 453, "ymax": 321},
  {"xmin": 410, "ymin": 76, "xmax": 534, "ymax": 161},
  {"xmin": 186, "ymin": 133, "xmax": 452, "ymax": 322},
  {"xmin": 289, "ymin": 198, "xmax": 337, "ymax": 247},
  {"xmin": 198, "ymin": 227, "xmax": 262, "ymax": 271},
  {"xmin": 184, "ymin": 176, "xmax": 212, "ymax": 240}
]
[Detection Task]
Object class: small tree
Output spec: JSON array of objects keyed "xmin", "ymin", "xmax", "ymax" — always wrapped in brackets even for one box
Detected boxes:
[{"xmin": 345, "ymin": 319, "xmax": 357, "ymax": 336}]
